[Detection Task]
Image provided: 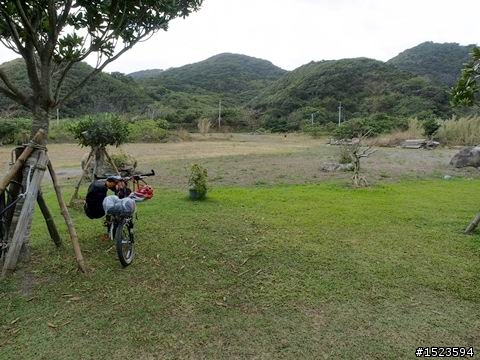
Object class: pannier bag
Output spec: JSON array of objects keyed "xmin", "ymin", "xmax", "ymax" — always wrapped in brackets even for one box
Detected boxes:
[{"xmin": 102, "ymin": 195, "xmax": 136, "ymax": 216}]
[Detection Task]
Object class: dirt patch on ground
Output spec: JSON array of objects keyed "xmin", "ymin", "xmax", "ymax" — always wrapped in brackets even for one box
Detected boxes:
[{"xmin": 0, "ymin": 133, "xmax": 478, "ymax": 190}]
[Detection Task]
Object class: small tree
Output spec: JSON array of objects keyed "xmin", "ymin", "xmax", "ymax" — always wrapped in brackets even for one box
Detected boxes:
[
  {"xmin": 340, "ymin": 133, "xmax": 377, "ymax": 187},
  {"xmin": 422, "ymin": 118, "xmax": 440, "ymax": 139},
  {"xmin": 69, "ymin": 113, "xmax": 129, "ymax": 176}
]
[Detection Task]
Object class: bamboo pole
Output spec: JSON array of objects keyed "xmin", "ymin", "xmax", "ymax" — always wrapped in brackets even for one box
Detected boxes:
[
  {"xmin": 37, "ymin": 191, "xmax": 62, "ymax": 247},
  {"xmin": 69, "ymin": 149, "xmax": 94, "ymax": 206},
  {"xmin": 465, "ymin": 212, "xmax": 480, "ymax": 234},
  {"xmin": 2, "ymin": 150, "xmax": 48, "ymax": 277},
  {"xmin": 103, "ymin": 148, "xmax": 120, "ymax": 175},
  {"xmin": 0, "ymin": 129, "xmax": 46, "ymax": 195},
  {"xmin": 47, "ymin": 160, "xmax": 88, "ymax": 273}
]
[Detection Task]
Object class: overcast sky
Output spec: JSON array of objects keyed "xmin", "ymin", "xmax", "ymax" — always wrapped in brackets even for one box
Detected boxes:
[{"xmin": 0, "ymin": 0, "xmax": 479, "ymax": 73}]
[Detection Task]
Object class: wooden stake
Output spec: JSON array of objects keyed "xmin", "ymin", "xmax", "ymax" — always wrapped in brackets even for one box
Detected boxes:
[
  {"xmin": 37, "ymin": 191, "xmax": 62, "ymax": 247},
  {"xmin": 47, "ymin": 160, "xmax": 88, "ymax": 273},
  {"xmin": 103, "ymin": 148, "xmax": 120, "ymax": 175},
  {"xmin": 69, "ymin": 149, "xmax": 94, "ymax": 206},
  {"xmin": 0, "ymin": 129, "xmax": 46, "ymax": 195},
  {"xmin": 2, "ymin": 150, "xmax": 48, "ymax": 277},
  {"xmin": 465, "ymin": 212, "xmax": 480, "ymax": 234}
]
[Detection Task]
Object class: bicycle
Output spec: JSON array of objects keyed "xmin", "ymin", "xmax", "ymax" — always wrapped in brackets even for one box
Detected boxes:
[{"xmin": 95, "ymin": 170, "xmax": 155, "ymax": 267}]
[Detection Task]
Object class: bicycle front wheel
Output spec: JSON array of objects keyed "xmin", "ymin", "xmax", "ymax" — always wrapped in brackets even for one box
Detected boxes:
[{"xmin": 115, "ymin": 219, "xmax": 135, "ymax": 267}]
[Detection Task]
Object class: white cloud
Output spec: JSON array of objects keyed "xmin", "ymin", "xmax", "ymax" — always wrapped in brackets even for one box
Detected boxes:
[{"xmin": 0, "ymin": 0, "xmax": 478, "ymax": 73}]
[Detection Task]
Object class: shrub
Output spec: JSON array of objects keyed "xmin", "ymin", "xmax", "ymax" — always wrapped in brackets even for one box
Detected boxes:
[
  {"xmin": 373, "ymin": 118, "xmax": 425, "ymax": 147},
  {"xmin": 0, "ymin": 118, "xmax": 31, "ymax": 144},
  {"xmin": 422, "ymin": 118, "xmax": 440, "ymax": 138},
  {"xmin": 332, "ymin": 115, "xmax": 408, "ymax": 139},
  {"xmin": 68, "ymin": 113, "xmax": 129, "ymax": 147},
  {"xmin": 128, "ymin": 119, "xmax": 168, "ymax": 142},
  {"xmin": 188, "ymin": 163, "xmax": 208, "ymax": 200},
  {"xmin": 48, "ymin": 120, "xmax": 76, "ymax": 143}
]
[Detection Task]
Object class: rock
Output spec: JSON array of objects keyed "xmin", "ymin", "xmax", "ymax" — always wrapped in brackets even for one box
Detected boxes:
[{"xmin": 450, "ymin": 146, "xmax": 480, "ymax": 168}]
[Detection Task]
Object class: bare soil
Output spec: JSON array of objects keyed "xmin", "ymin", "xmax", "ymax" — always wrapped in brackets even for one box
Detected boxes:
[{"xmin": 0, "ymin": 133, "xmax": 478, "ymax": 190}]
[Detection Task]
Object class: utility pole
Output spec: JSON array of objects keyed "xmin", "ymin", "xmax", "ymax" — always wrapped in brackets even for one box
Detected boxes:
[
  {"xmin": 56, "ymin": 108, "xmax": 59, "ymax": 126},
  {"xmin": 218, "ymin": 100, "xmax": 222, "ymax": 129},
  {"xmin": 338, "ymin": 102, "xmax": 342, "ymax": 126},
  {"xmin": 311, "ymin": 113, "xmax": 314, "ymax": 125}
]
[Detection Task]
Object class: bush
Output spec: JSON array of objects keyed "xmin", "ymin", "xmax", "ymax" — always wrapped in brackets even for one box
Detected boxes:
[
  {"xmin": 373, "ymin": 118, "xmax": 425, "ymax": 147},
  {"xmin": 422, "ymin": 118, "xmax": 440, "ymax": 138},
  {"xmin": 188, "ymin": 163, "xmax": 208, "ymax": 200},
  {"xmin": 128, "ymin": 119, "xmax": 168, "ymax": 142},
  {"xmin": 68, "ymin": 113, "xmax": 129, "ymax": 147},
  {"xmin": 332, "ymin": 115, "xmax": 408, "ymax": 139},
  {"xmin": 0, "ymin": 118, "xmax": 31, "ymax": 144},
  {"xmin": 48, "ymin": 120, "xmax": 76, "ymax": 143}
]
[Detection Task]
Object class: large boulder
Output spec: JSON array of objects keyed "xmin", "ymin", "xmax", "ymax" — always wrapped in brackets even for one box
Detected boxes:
[{"xmin": 450, "ymin": 146, "xmax": 480, "ymax": 168}]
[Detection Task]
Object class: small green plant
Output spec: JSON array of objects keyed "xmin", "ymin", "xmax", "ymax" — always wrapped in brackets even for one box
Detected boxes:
[
  {"xmin": 422, "ymin": 118, "xmax": 440, "ymax": 139},
  {"xmin": 188, "ymin": 163, "xmax": 208, "ymax": 200}
]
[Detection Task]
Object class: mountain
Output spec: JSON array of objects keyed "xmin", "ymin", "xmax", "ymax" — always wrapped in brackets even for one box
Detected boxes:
[
  {"xmin": 128, "ymin": 69, "xmax": 164, "ymax": 79},
  {"xmin": 138, "ymin": 53, "xmax": 286, "ymax": 101},
  {"xmin": 134, "ymin": 53, "xmax": 287, "ymax": 128},
  {"xmin": 249, "ymin": 57, "xmax": 450, "ymax": 130},
  {"xmin": 0, "ymin": 42, "xmax": 476, "ymax": 131},
  {"xmin": 387, "ymin": 42, "xmax": 476, "ymax": 87}
]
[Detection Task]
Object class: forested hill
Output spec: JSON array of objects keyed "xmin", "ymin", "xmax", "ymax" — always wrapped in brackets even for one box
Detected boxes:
[
  {"xmin": 249, "ymin": 57, "xmax": 450, "ymax": 130},
  {"xmin": 137, "ymin": 53, "xmax": 287, "ymax": 103},
  {"xmin": 0, "ymin": 42, "xmax": 475, "ymax": 130},
  {"xmin": 387, "ymin": 42, "xmax": 475, "ymax": 87}
]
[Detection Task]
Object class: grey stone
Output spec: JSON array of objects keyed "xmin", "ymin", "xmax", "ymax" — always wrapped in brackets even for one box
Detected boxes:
[{"xmin": 450, "ymin": 146, "xmax": 480, "ymax": 168}]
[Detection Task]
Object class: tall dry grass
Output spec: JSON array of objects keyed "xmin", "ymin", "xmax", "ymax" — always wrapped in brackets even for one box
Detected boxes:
[
  {"xmin": 436, "ymin": 116, "xmax": 480, "ymax": 146},
  {"xmin": 197, "ymin": 118, "xmax": 211, "ymax": 136}
]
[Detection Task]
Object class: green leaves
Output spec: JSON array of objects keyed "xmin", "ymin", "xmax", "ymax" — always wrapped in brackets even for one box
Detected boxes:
[
  {"xmin": 451, "ymin": 47, "xmax": 480, "ymax": 107},
  {"xmin": 68, "ymin": 113, "xmax": 130, "ymax": 147}
]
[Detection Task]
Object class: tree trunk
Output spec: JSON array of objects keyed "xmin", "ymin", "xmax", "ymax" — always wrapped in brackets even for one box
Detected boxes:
[
  {"xmin": 93, "ymin": 145, "xmax": 107, "ymax": 177},
  {"xmin": 31, "ymin": 106, "xmax": 50, "ymax": 137}
]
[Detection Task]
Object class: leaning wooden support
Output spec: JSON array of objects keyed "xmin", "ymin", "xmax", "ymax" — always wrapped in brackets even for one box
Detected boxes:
[
  {"xmin": 2, "ymin": 149, "xmax": 48, "ymax": 277},
  {"xmin": 37, "ymin": 191, "xmax": 62, "ymax": 247},
  {"xmin": 69, "ymin": 148, "xmax": 94, "ymax": 206},
  {"xmin": 0, "ymin": 129, "xmax": 46, "ymax": 195},
  {"xmin": 103, "ymin": 148, "xmax": 120, "ymax": 175},
  {"xmin": 48, "ymin": 160, "xmax": 88, "ymax": 273},
  {"xmin": 465, "ymin": 212, "xmax": 480, "ymax": 234}
]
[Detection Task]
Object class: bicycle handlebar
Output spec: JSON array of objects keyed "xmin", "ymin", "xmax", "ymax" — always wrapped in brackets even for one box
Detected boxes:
[{"xmin": 95, "ymin": 169, "xmax": 155, "ymax": 181}]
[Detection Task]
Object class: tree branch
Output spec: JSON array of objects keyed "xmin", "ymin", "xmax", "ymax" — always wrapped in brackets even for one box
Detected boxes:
[
  {"xmin": 13, "ymin": 0, "xmax": 41, "ymax": 52},
  {"xmin": 0, "ymin": 68, "xmax": 27, "ymax": 103}
]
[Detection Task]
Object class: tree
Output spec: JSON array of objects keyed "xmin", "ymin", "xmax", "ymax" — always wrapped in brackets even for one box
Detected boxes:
[
  {"xmin": 0, "ymin": 0, "xmax": 203, "ymax": 136},
  {"xmin": 451, "ymin": 47, "xmax": 480, "ymax": 107}
]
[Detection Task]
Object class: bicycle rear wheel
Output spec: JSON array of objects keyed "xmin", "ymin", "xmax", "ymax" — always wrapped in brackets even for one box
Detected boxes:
[{"xmin": 115, "ymin": 218, "xmax": 135, "ymax": 267}]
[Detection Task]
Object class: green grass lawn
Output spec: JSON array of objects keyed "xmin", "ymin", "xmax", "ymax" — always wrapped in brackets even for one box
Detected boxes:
[{"xmin": 1, "ymin": 179, "xmax": 480, "ymax": 359}]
